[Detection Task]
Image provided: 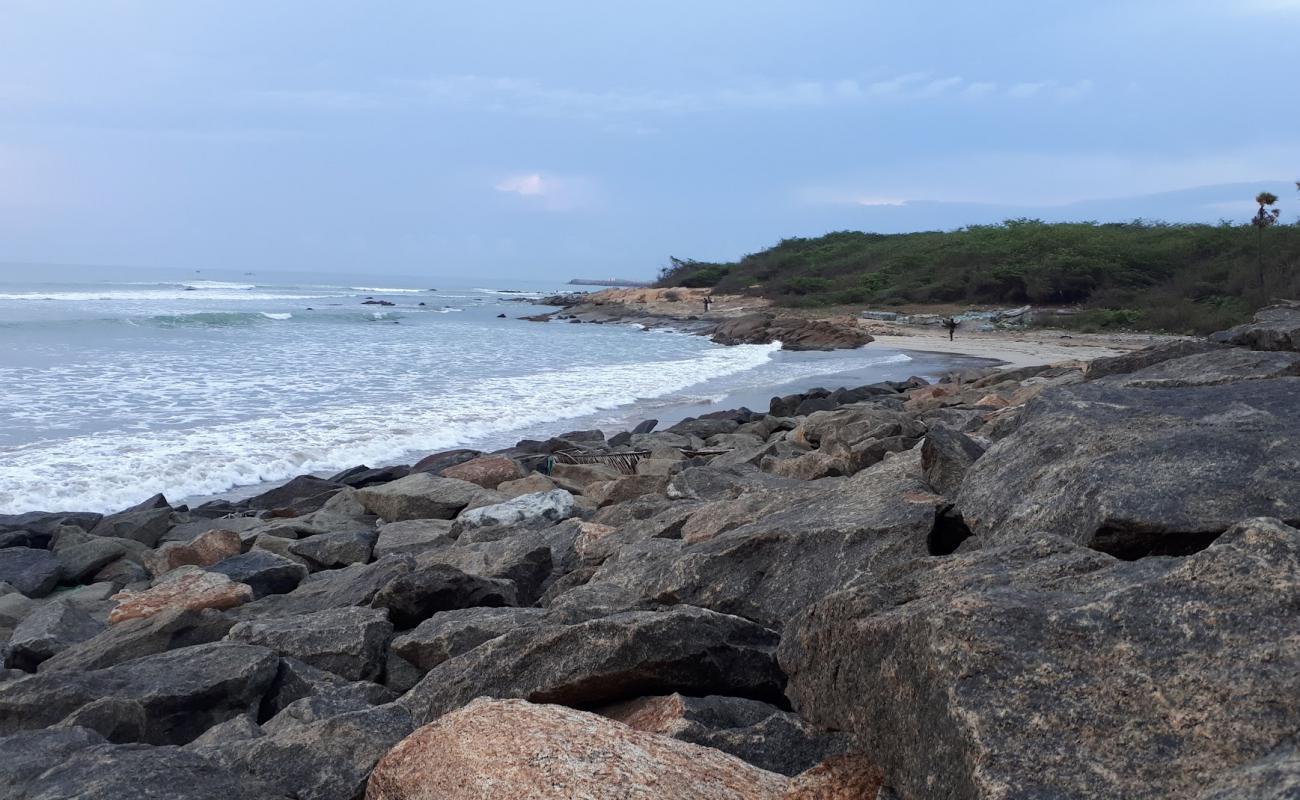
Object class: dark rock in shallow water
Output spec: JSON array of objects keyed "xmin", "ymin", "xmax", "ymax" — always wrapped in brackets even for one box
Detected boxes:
[
  {"xmin": 90, "ymin": 500, "xmax": 175, "ymax": 547},
  {"xmin": 207, "ymin": 550, "xmax": 308, "ymax": 598},
  {"xmin": 957, "ymin": 378, "xmax": 1300, "ymax": 558},
  {"xmin": 4, "ymin": 601, "xmax": 105, "ymax": 671},
  {"xmin": 0, "ymin": 510, "xmax": 103, "ymax": 537},
  {"xmin": 0, "ymin": 641, "xmax": 279, "ymax": 745},
  {"xmin": 632, "ymin": 418, "xmax": 658, "ymax": 434},
  {"xmin": 39, "ymin": 607, "xmax": 235, "ymax": 673},
  {"xmin": 327, "ymin": 464, "xmax": 410, "ymax": 489},
  {"xmin": 410, "ymin": 448, "xmax": 482, "ymax": 474},
  {"xmin": 226, "ymin": 606, "xmax": 393, "ymax": 682},
  {"xmin": 780, "ymin": 519, "xmax": 1300, "ymax": 800},
  {"xmin": 242, "ymin": 475, "xmax": 344, "ymax": 514},
  {"xmin": 598, "ymin": 693, "xmax": 852, "ymax": 776},
  {"xmin": 369, "ymin": 565, "xmax": 516, "ymax": 629},
  {"xmin": 397, "ymin": 605, "xmax": 785, "ymax": 725},
  {"xmin": 288, "ymin": 529, "xmax": 377, "ymax": 570},
  {"xmin": 0, "ymin": 548, "xmax": 62, "ymax": 598},
  {"xmin": 10, "ymin": 735, "xmax": 291, "ymax": 800}
]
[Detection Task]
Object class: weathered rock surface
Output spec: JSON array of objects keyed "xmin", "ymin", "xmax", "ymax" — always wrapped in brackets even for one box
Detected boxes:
[
  {"xmin": 39, "ymin": 607, "xmax": 234, "ymax": 673},
  {"xmin": 0, "ymin": 641, "xmax": 279, "ymax": 744},
  {"xmin": 496, "ymin": 472, "xmax": 558, "ymax": 498},
  {"xmin": 1210, "ymin": 303, "xmax": 1300, "ymax": 352},
  {"xmin": 0, "ymin": 548, "xmax": 62, "ymax": 598},
  {"xmin": 398, "ymin": 605, "xmax": 784, "ymax": 725},
  {"xmin": 55, "ymin": 537, "xmax": 132, "ymax": 583},
  {"xmin": 369, "ymin": 565, "xmax": 516, "ymax": 629},
  {"xmin": 390, "ymin": 606, "xmax": 545, "ymax": 671},
  {"xmin": 414, "ymin": 530, "xmax": 563, "ymax": 605},
  {"xmin": 226, "ymin": 606, "xmax": 393, "ymax": 681},
  {"xmin": 599, "ymin": 693, "xmax": 852, "ymax": 776},
  {"xmin": 53, "ymin": 697, "xmax": 148, "ymax": 742},
  {"xmin": 438, "ymin": 455, "xmax": 523, "ymax": 488},
  {"xmin": 2, "ymin": 728, "xmax": 291, "ymax": 800},
  {"xmin": 454, "ymin": 489, "xmax": 576, "ymax": 535},
  {"xmin": 367, "ymin": 698, "xmax": 790, "ymax": 800},
  {"xmin": 289, "ymin": 529, "xmax": 378, "ymax": 570},
  {"xmin": 920, "ymin": 426, "xmax": 986, "ymax": 497},
  {"xmin": 145, "ymin": 528, "xmax": 242, "ymax": 577},
  {"xmin": 957, "ymin": 378, "xmax": 1300, "ymax": 558},
  {"xmin": 355, "ymin": 474, "xmax": 504, "ymax": 522},
  {"xmin": 231, "ymin": 556, "xmax": 415, "ymax": 619},
  {"xmin": 110, "ymin": 566, "xmax": 254, "ymax": 623},
  {"xmin": 1084, "ymin": 338, "xmax": 1224, "ymax": 378},
  {"xmin": 711, "ymin": 313, "xmax": 873, "ymax": 351},
  {"xmin": 780, "ymin": 519, "xmax": 1300, "ymax": 800},
  {"xmin": 1096, "ymin": 346, "xmax": 1300, "ymax": 388},
  {"xmin": 207, "ymin": 550, "xmax": 309, "ymax": 598},
  {"xmin": 373, "ymin": 520, "xmax": 454, "ymax": 558},
  {"xmin": 242, "ymin": 474, "xmax": 344, "ymax": 514},
  {"xmin": 259, "ymin": 656, "xmax": 393, "ymax": 721},
  {"xmin": 4, "ymin": 601, "xmax": 105, "ymax": 671},
  {"xmin": 198, "ymin": 704, "xmax": 412, "ymax": 800}
]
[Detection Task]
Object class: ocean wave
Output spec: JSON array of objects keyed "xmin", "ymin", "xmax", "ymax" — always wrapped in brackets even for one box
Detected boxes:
[
  {"xmin": 350, "ymin": 286, "xmax": 426, "ymax": 293},
  {"xmin": 182, "ymin": 281, "xmax": 257, "ymax": 290},
  {"xmin": 0, "ymin": 290, "xmax": 325, "ymax": 302},
  {"xmin": 0, "ymin": 342, "xmax": 782, "ymax": 514},
  {"xmin": 260, "ymin": 312, "xmax": 293, "ymax": 320}
]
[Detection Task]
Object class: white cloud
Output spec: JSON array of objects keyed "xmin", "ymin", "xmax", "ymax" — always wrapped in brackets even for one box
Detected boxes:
[
  {"xmin": 494, "ymin": 173, "xmax": 546, "ymax": 196},
  {"xmin": 493, "ymin": 172, "xmax": 595, "ymax": 211}
]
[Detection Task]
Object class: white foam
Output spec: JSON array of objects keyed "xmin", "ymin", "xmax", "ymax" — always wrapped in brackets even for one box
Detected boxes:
[
  {"xmin": 183, "ymin": 281, "xmax": 257, "ymax": 290},
  {"xmin": 0, "ymin": 342, "xmax": 781, "ymax": 514},
  {"xmin": 260, "ymin": 312, "xmax": 293, "ymax": 320},
  {"xmin": 350, "ymin": 286, "xmax": 425, "ymax": 293},
  {"xmin": 0, "ymin": 290, "xmax": 324, "ymax": 301}
]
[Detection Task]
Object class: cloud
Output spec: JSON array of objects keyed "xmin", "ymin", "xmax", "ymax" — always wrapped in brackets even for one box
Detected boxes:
[{"xmin": 493, "ymin": 172, "xmax": 595, "ymax": 211}]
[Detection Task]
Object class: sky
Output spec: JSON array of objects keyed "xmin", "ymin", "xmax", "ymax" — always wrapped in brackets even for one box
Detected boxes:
[{"xmin": 1, "ymin": 1, "xmax": 1298, "ymax": 281}]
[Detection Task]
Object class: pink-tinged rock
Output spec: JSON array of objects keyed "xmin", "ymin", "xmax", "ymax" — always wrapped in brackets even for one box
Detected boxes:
[
  {"xmin": 144, "ymin": 529, "xmax": 242, "ymax": 577},
  {"xmin": 496, "ymin": 472, "xmax": 557, "ymax": 498},
  {"xmin": 366, "ymin": 698, "xmax": 791, "ymax": 800},
  {"xmin": 783, "ymin": 755, "xmax": 884, "ymax": 799},
  {"xmin": 109, "ymin": 565, "xmax": 253, "ymax": 624},
  {"xmin": 573, "ymin": 521, "xmax": 618, "ymax": 561},
  {"xmin": 439, "ymin": 456, "xmax": 524, "ymax": 490}
]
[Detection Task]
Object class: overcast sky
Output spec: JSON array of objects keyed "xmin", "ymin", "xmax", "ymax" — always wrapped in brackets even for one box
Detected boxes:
[{"xmin": 2, "ymin": 1, "xmax": 1298, "ymax": 280}]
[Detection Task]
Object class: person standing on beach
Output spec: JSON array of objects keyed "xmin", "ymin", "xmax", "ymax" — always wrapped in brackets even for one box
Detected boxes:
[
  {"xmin": 943, "ymin": 317, "xmax": 958, "ymax": 341},
  {"xmin": 703, "ymin": 295, "xmax": 713, "ymax": 313}
]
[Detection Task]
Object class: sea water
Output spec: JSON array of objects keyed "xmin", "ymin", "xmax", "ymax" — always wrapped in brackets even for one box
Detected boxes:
[{"xmin": 0, "ymin": 266, "xmax": 934, "ymax": 514}]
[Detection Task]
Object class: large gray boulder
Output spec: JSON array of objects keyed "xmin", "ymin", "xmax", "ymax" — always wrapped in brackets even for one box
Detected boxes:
[
  {"xmin": 288, "ymin": 529, "xmax": 377, "ymax": 570},
  {"xmin": 355, "ymin": 474, "xmax": 504, "ymax": 522},
  {"xmin": 4, "ymin": 601, "xmax": 105, "ymax": 671},
  {"xmin": 207, "ymin": 550, "xmax": 309, "ymax": 598},
  {"xmin": 414, "ymin": 527, "xmax": 573, "ymax": 605},
  {"xmin": 54, "ymin": 537, "xmax": 133, "ymax": 583},
  {"xmin": 372, "ymin": 519, "xmax": 454, "ymax": 559},
  {"xmin": 1084, "ymin": 338, "xmax": 1225, "ymax": 379},
  {"xmin": 38, "ymin": 607, "xmax": 233, "ymax": 673},
  {"xmin": 89, "ymin": 494, "xmax": 175, "ymax": 546},
  {"xmin": 397, "ymin": 605, "xmax": 785, "ymax": 725},
  {"xmin": 1210, "ymin": 303, "xmax": 1300, "ymax": 352},
  {"xmin": 552, "ymin": 450, "xmax": 939, "ymax": 629},
  {"xmin": 259, "ymin": 656, "xmax": 393, "ymax": 721},
  {"xmin": 454, "ymin": 489, "xmax": 576, "ymax": 539},
  {"xmin": 193, "ymin": 704, "xmax": 411, "ymax": 800},
  {"xmin": 1095, "ymin": 347, "xmax": 1300, "ymax": 388},
  {"xmin": 957, "ymin": 378, "xmax": 1300, "ymax": 558},
  {"xmin": 920, "ymin": 426, "xmax": 986, "ymax": 497},
  {"xmin": 53, "ymin": 697, "xmax": 148, "ymax": 743},
  {"xmin": 597, "ymin": 692, "xmax": 852, "ymax": 776},
  {"xmin": 225, "ymin": 606, "xmax": 392, "ymax": 681},
  {"xmin": 369, "ymin": 565, "xmax": 516, "ymax": 629},
  {"xmin": 0, "ymin": 548, "xmax": 62, "ymax": 598},
  {"xmin": 779, "ymin": 519, "xmax": 1300, "ymax": 800},
  {"xmin": 229, "ymin": 555, "xmax": 415, "ymax": 619},
  {"xmin": 390, "ymin": 606, "xmax": 545, "ymax": 672},
  {"xmin": 0, "ymin": 641, "xmax": 279, "ymax": 745},
  {"xmin": 11, "ymin": 736, "xmax": 291, "ymax": 799}
]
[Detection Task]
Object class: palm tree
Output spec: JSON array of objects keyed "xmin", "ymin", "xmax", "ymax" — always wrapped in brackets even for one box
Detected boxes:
[{"xmin": 1252, "ymin": 192, "xmax": 1281, "ymax": 289}]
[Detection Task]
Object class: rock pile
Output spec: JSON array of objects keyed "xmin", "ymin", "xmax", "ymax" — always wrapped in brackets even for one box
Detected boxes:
[{"xmin": 0, "ymin": 303, "xmax": 1298, "ymax": 798}]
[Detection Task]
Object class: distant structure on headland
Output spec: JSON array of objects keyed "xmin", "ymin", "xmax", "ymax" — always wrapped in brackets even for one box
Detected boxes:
[{"xmin": 567, "ymin": 278, "xmax": 651, "ymax": 287}]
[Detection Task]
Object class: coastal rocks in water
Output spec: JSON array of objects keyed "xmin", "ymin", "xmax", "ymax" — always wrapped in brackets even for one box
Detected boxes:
[
  {"xmin": 226, "ymin": 606, "xmax": 393, "ymax": 681},
  {"xmin": 920, "ymin": 426, "xmax": 986, "ymax": 497},
  {"xmin": 145, "ymin": 529, "xmax": 242, "ymax": 577},
  {"xmin": 956, "ymin": 378, "xmax": 1300, "ymax": 558},
  {"xmin": 367, "ymin": 698, "xmax": 791, "ymax": 800},
  {"xmin": 328, "ymin": 464, "xmax": 411, "ymax": 490},
  {"xmin": 4, "ymin": 601, "xmax": 105, "ymax": 671},
  {"xmin": 369, "ymin": 565, "xmax": 516, "ymax": 630},
  {"xmin": 390, "ymin": 607, "xmax": 545, "ymax": 672},
  {"xmin": 710, "ymin": 313, "xmax": 873, "ymax": 351},
  {"xmin": 0, "ymin": 641, "xmax": 279, "ymax": 744},
  {"xmin": 454, "ymin": 489, "xmax": 576, "ymax": 536},
  {"xmin": 779, "ymin": 520, "xmax": 1300, "ymax": 800},
  {"xmin": 90, "ymin": 494, "xmax": 175, "ymax": 547},
  {"xmin": 373, "ymin": 520, "xmax": 454, "ymax": 559},
  {"xmin": 288, "ymin": 529, "xmax": 378, "ymax": 570},
  {"xmin": 598, "ymin": 693, "xmax": 852, "ymax": 776},
  {"xmin": 243, "ymin": 475, "xmax": 344, "ymax": 515},
  {"xmin": 397, "ymin": 605, "xmax": 784, "ymax": 725},
  {"xmin": 196, "ymin": 703, "xmax": 412, "ymax": 800},
  {"xmin": 409, "ymin": 448, "xmax": 482, "ymax": 475},
  {"xmin": 438, "ymin": 455, "xmax": 523, "ymax": 489},
  {"xmin": 39, "ymin": 607, "xmax": 235, "ymax": 673},
  {"xmin": 207, "ymin": 551, "xmax": 309, "ymax": 598},
  {"xmin": 355, "ymin": 474, "xmax": 504, "ymax": 522},
  {"xmin": 4, "ymin": 733, "xmax": 291, "ymax": 800},
  {"xmin": 0, "ymin": 548, "xmax": 62, "ymax": 598},
  {"xmin": 1210, "ymin": 303, "xmax": 1300, "ymax": 352},
  {"xmin": 109, "ymin": 566, "xmax": 254, "ymax": 624}
]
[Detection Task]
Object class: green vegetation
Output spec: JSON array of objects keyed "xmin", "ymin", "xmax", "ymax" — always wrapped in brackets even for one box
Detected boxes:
[{"xmin": 656, "ymin": 218, "xmax": 1300, "ymax": 334}]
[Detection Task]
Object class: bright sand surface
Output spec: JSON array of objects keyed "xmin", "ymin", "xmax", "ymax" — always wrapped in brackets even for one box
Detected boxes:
[{"xmin": 868, "ymin": 327, "xmax": 1180, "ymax": 369}]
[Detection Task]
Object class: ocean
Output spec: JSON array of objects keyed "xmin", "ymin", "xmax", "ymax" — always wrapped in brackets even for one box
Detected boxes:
[{"xmin": 0, "ymin": 266, "xmax": 975, "ymax": 515}]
